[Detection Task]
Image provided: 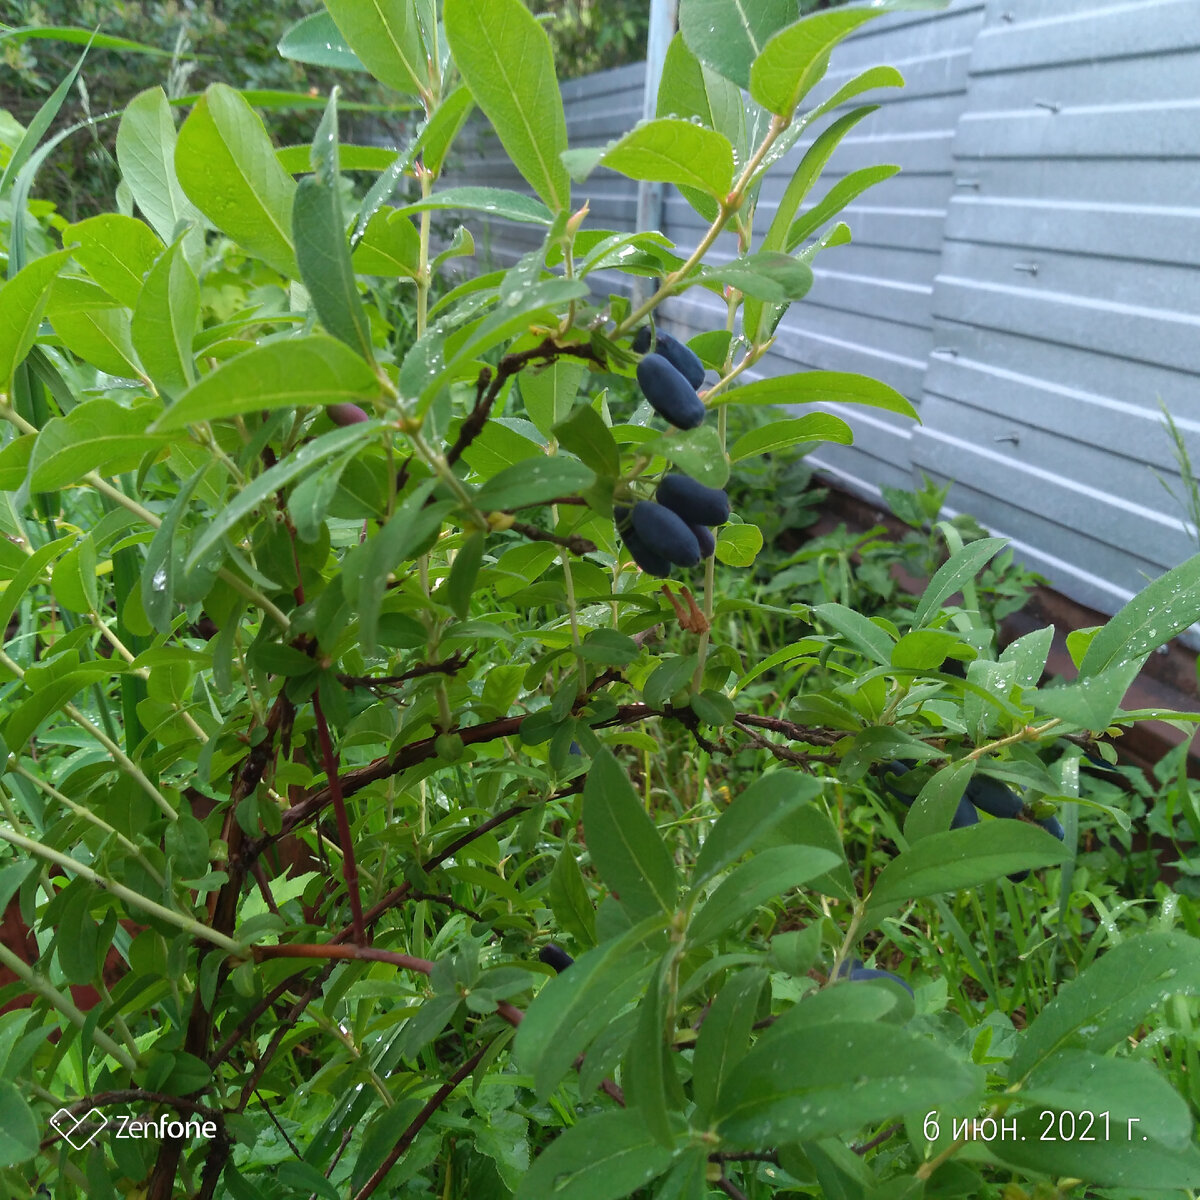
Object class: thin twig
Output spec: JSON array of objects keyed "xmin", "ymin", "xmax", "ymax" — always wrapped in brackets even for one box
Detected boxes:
[
  {"xmin": 312, "ymin": 693, "xmax": 366, "ymax": 944},
  {"xmin": 509, "ymin": 520, "xmax": 597, "ymax": 556},
  {"xmin": 351, "ymin": 1041, "xmax": 491, "ymax": 1200}
]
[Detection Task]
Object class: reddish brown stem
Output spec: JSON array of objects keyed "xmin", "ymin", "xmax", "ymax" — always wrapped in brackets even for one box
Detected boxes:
[
  {"xmin": 312, "ymin": 692, "xmax": 366, "ymax": 946},
  {"xmin": 253, "ymin": 943, "xmax": 433, "ymax": 974},
  {"xmin": 351, "ymin": 1040, "xmax": 492, "ymax": 1200}
]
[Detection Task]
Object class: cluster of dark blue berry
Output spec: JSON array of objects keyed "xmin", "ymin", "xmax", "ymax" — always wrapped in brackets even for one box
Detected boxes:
[
  {"xmin": 616, "ymin": 329, "xmax": 730, "ymax": 578},
  {"xmin": 882, "ymin": 759, "xmax": 1065, "ymax": 883}
]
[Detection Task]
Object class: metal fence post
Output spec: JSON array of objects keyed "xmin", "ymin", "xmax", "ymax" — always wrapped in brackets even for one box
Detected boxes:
[{"xmin": 632, "ymin": 0, "xmax": 678, "ymax": 309}]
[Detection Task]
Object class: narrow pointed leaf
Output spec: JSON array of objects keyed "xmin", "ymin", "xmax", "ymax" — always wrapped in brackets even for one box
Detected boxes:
[
  {"xmin": 154, "ymin": 335, "xmax": 381, "ymax": 430},
  {"xmin": 444, "ymin": 0, "xmax": 570, "ymax": 212}
]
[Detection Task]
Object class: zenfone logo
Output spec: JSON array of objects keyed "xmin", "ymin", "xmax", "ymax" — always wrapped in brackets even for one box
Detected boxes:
[{"xmin": 48, "ymin": 1107, "xmax": 109, "ymax": 1150}]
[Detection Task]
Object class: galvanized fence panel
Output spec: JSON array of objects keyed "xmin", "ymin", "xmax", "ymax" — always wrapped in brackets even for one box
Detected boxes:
[{"xmin": 437, "ymin": 1, "xmax": 1200, "ymax": 632}]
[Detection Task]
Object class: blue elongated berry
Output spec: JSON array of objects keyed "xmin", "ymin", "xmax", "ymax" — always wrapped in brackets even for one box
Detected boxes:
[
  {"xmin": 539, "ymin": 944, "xmax": 574, "ymax": 973},
  {"xmin": 633, "ymin": 328, "xmax": 706, "ymax": 388},
  {"xmin": 631, "ymin": 501, "xmax": 701, "ymax": 567},
  {"xmin": 1038, "ymin": 815, "xmax": 1065, "ymax": 841},
  {"xmin": 615, "ymin": 504, "xmax": 671, "ymax": 577},
  {"xmin": 691, "ymin": 524, "xmax": 716, "ymax": 559},
  {"xmin": 636, "ymin": 354, "xmax": 706, "ymax": 430},
  {"xmin": 837, "ymin": 958, "xmax": 914, "ymax": 996},
  {"xmin": 951, "ymin": 794, "xmax": 980, "ymax": 829},
  {"xmin": 881, "ymin": 760, "xmax": 976, "ymax": 829},
  {"xmin": 656, "ymin": 473, "xmax": 731, "ymax": 527},
  {"xmin": 965, "ymin": 775, "xmax": 1025, "ymax": 820}
]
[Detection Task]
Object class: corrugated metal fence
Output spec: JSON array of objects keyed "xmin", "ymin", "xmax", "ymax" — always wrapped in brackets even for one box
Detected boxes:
[{"xmin": 442, "ymin": 0, "xmax": 1200, "ymax": 632}]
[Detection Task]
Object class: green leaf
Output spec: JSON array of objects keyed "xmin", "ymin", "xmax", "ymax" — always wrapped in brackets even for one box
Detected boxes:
[
  {"xmin": 866, "ymin": 822, "xmax": 1071, "ymax": 915},
  {"xmin": 653, "ymin": 1150, "xmax": 709, "ymax": 1200},
  {"xmin": 183, "ymin": 420, "xmax": 383, "ymax": 571},
  {"xmin": 445, "ymin": 530, "xmax": 483, "ymax": 620},
  {"xmin": 688, "ymin": 845, "xmax": 839, "ymax": 945},
  {"xmin": 715, "ymin": 1020, "xmax": 977, "ymax": 1144},
  {"xmin": 841, "ymin": 727, "xmax": 941, "ymax": 783},
  {"xmin": 30, "ymin": 399, "xmax": 166, "ymax": 490},
  {"xmin": 345, "ymin": 488, "xmax": 453, "ymax": 655},
  {"xmin": 750, "ymin": 9, "xmax": 883, "ymax": 118},
  {"xmin": 132, "ymin": 238, "xmax": 200, "ymax": 399},
  {"xmin": 0, "ymin": 1082, "xmax": 39, "ymax": 1166},
  {"xmin": 713, "ymin": 371, "xmax": 918, "ymax": 420},
  {"xmin": 514, "ymin": 1109, "xmax": 676, "ymax": 1200},
  {"xmin": 0, "ymin": 537, "xmax": 70, "ymax": 635},
  {"xmin": 396, "ymin": 186, "xmax": 555, "ymax": 226},
  {"xmin": 582, "ymin": 748, "xmax": 678, "ymax": 922},
  {"xmin": 553, "ymin": 404, "xmax": 620, "ymax": 478},
  {"xmin": 0, "ymin": 250, "xmax": 70, "ymax": 389},
  {"xmin": 623, "ymin": 960, "xmax": 676, "ymax": 1147},
  {"xmin": 176, "ymin": 84, "xmax": 297, "ymax": 277},
  {"xmin": 1016, "ymin": 1049, "xmax": 1194, "ymax": 1150},
  {"xmin": 278, "ymin": 144, "xmax": 401, "ymax": 174},
  {"xmin": 0, "ymin": 435, "xmax": 33, "ymax": 490},
  {"xmin": 1029, "ymin": 661, "xmax": 1142, "ymax": 731},
  {"xmin": 696, "ymin": 251, "xmax": 813, "ymax": 302},
  {"xmin": 549, "ymin": 848, "xmax": 596, "ymax": 948},
  {"xmin": 912, "ymin": 537, "xmax": 1009, "ymax": 628},
  {"xmin": 63, "ymin": 213, "xmax": 165, "ymax": 308},
  {"xmin": 658, "ymin": 33, "xmax": 746, "ymax": 160},
  {"xmin": 891, "ymin": 629, "xmax": 962, "ymax": 671},
  {"xmin": 115, "ymin": 88, "xmax": 205, "ymax": 263},
  {"xmin": 444, "ymin": 0, "xmax": 570, "ymax": 212},
  {"xmin": 324, "ymin": 0, "xmax": 428, "ymax": 97},
  {"xmin": 515, "ymin": 913, "xmax": 666, "ymax": 1099},
  {"xmin": 0, "ymin": 25, "xmax": 179, "ymax": 57},
  {"xmin": 580, "ymin": 630, "xmax": 640, "ymax": 667},
  {"xmin": 787, "ymin": 163, "xmax": 901, "ymax": 251},
  {"xmin": 142, "ymin": 468, "xmax": 205, "ymax": 633},
  {"xmin": 679, "ymin": 0, "xmax": 799, "ymax": 91},
  {"xmin": 4, "ymin": 670, "xmax": 110, "ymax": 752},
  {"xmin": 521, "ymin": 358, "xmax": 587, "ymax": 439},
  {"xmin": 730, "ymin": 413, "xmax": 851, "ymax": 462},
  {"xmin": 1000, "ymin": 625, "xmax": 1055, "ymax": 689},
  {"xmin": 51, "ymin": 533, "xmax": 97, "ymax": 613},
  {"xmin": 277, "ymin": 11, "xmax": 367, "ymax": 73},
  {"xmin": 562, "ymin": 119, "xmax": 733, "ymax": 201},
  {"xmin": 1079, "ymin": 550, "xmax": 1200, "ymax": 676},
  {"xmin": 991, "ymin": 1108, "xmax": 1200, "ymax": 1190},
  {"xmin": 351, "ymin": 206, "xmax": 421, "ymax": 277},
  {"xmin": 441, "ymin": 279, "xmax": 587, "ymax": 392},
  {"xmin": 474, "ymin": 457, "xmax": 595, "ymax": 511},
  {"xmin": 1012, "ymin": 931, "xmax": 1200, "ymax": 1079},
  {"xmin": 692, "ymin": 968, "xmax": 768, "ymax": 1119},
  {"xmin": 695, "ymin": 771, "xmax": 823, "ymax": 886},
  {"xmin": 420, "ymin": 85, "xmax": 475, "ymax": 176},
  {"xmin": 641, "ymin": 425, "xmax": 728, "ymax": 488},
  {"xmin": 745, "ymin": 104, "xmax": 883, "ymax": 341},
  {"xmin": 46, "ymin": 276, "xmax": 141, "ymax": 378},
  {"xmin": 903, "ymin": 758, "xmax": 975, "ymax": 843},
  {"xmin": 715, "ymin": 523, "xmax": 763, "ymax": 567},
  {"xmin": 643, "ymin": 655, "xmax": 696, "ymax": 709},
  {"xmin": 154, "ymin": 335, "xmax": 381, "ymax": 430},
  {"xmin": 813, "ymin": 601, "xmax": 895, "ymax": 666},
  {"xmin": 294, "ymin": 177, "xmax": 375, "ymax": 362},
  {"xmin": 0, "ymin": 37, "xmax": 89, "ymax": 210}
]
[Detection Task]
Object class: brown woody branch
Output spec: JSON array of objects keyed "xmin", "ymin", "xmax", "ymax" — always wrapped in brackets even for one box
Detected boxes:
[
  {"xmin": 509, "ymin": 520, "xmax": 597, "ymax": 556},
  {"xmin": 337, "ymin": 651, "xmax": 474, "ymax": 690},
  {"xmin": 446, "ymin": 338, "xmax": 603, "ymax": 469}
]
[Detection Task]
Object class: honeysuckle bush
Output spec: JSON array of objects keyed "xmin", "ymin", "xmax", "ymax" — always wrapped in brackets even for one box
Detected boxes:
[{"xmin": 3, "ymin": 1, "xmax": 1200, "ymax": 1197}]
